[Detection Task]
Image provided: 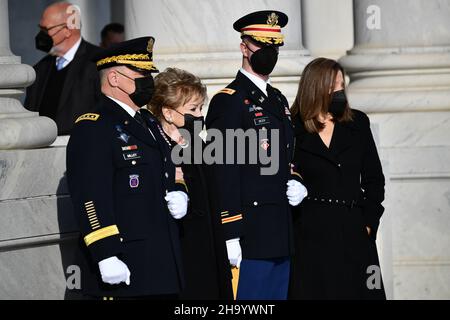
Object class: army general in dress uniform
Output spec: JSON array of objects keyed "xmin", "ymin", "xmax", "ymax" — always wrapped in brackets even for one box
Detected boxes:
[
  {"xmin": 205, "ymin": 11, "xmax": 308, "ymax": 300},
  {"xmin": 66, "ymin": 37, "xmax": 189, "ymax": 299}
]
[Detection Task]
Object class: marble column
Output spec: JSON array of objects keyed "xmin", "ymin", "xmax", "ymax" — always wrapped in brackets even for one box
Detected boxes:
[
  {"xmin": 0, "ymin": 0, "xmax": 57, "ymax": 150},
  {"xmin": 110, "ymin": 0, "xmax": 125, "ymax": 25},
  {"xmin": 124, "ymin": 0, "xmax": 312, "ymax": 104},
  {"xmin": 340, "ymin": 0, "xmax": 450, "ymax": 300},
  {"xmin": 340, "ymin": 0, "xmax": 450, "ymax": 113},
  {"xmin": 70, "ymin": 0, "xmax": 114, "ymax": 45},
  {"xmin": 301, "ymin": 0, "xmax": 354, "ymax": 60}
]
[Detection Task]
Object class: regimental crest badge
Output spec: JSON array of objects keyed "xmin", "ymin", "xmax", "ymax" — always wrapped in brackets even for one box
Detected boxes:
[
  {"xmin": 267, "ymin": 13, "xmax": 279, "ymax": 26},
  {"xmin": 129, "ymin": 175, "xmax": 140, "ymax": 189},
  {"xmin": 260, "ymin": 139, "xmax": 270, "ymax": 151}
]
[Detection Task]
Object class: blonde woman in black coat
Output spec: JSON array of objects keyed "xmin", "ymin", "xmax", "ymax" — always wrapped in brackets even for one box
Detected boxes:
[
  {"xmin": 289, "ymin": 58, "xmax": 386, "ymax": 300},
  {"xmin": 149, "ymin": 68, "xmax": 233, "ymax": 300}
]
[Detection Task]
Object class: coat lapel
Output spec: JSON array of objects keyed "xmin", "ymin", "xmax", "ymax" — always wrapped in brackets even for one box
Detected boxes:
[
  {"xmin": 35, "ymin": 57, "xmax": 55, "ymax": 109},
  {"xmin": 140, "ymin": 108, "xmax": 172, "ymax": 154},
  {"xmin": 331, "ymin": 121, "xmax": 354, "ymax": 156},
  {"xmin": 236, "ymin": 72, "xmax": 284, "ymax": 121},
  {"xmin": 122, "ymin": 116, "xmax": 160, "ymax": 149},
  {"xmin": 297, "ymin": 119, "xmax": 357, "ymax": 165},
  {"xmin": 104, "ymin": 97, "xmax": 158, "ymax": 148},
  {"xmin": 296, "ymin": 121, "xmax": 339, "ymax": 165},
  {"xmin": 58, "ymin": 40, "xmax": 87, "ymax": 111},
  {"xmin": 302, "ymin": 133, "xmax": 339, "ymax": 164}
]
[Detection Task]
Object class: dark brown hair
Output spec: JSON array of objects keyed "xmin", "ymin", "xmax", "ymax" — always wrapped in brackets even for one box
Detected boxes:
[
  {"xmin": 149, "ymin": 67, "xmax": 207, "ymax": 119},
  {"xmin": 291, "ymin": 57, "xmax": 353, "ymax": 133}
]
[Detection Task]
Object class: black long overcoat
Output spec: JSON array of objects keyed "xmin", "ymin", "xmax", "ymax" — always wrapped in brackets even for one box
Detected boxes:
[{"xmin": 289, "ymin": 109, "xmax": 386, "ymax": 300}]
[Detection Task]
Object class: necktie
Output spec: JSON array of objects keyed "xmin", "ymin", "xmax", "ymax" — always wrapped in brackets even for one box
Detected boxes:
[
  {"xmin": 266, "ymin": 84, "xmax": 284, "ymax": 116},
  {"xmin": 134, "ymin": 111, "xmax": 148, "ymax": 130},
  {"xmin": 266, "ymin": 84, "xmax": 276, "ymax": 98},
  {"xmin": 56, "ymin": 57, "xmax": 67, "ymax": 71}
]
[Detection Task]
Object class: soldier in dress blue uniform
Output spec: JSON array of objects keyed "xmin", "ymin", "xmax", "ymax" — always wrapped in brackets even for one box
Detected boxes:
[
  {"xmin": 66, "ymin": 37, "xmax": 189, "ymax": 299},
  {"xmin": 205, "ymin": 11, "xmax": 308, "ymax": 300}
]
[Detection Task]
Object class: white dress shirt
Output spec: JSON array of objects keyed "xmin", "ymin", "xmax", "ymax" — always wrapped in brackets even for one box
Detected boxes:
[
  {"xmin": 106, "ymin": 96, "xmax": 137, "ymax": 118},
  {"xmin": 55, "ymin": 37, "xmax": 82, "ymax": 70}
]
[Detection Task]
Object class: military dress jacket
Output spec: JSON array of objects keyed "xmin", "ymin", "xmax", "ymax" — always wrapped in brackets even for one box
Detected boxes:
[
  {"xmin": 66, "ymin": 95, "xmax": 184, "ymax": 297},
  {"xmin": 205, "ymin": 71, "xmax": 302, "ymax": 260}
]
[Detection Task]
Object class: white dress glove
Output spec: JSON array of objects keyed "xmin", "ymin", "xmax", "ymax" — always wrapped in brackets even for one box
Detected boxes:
[
  {"xmin": 165, "ymin": 191, "xmax": 189, "ymax": 219},
  {"xmin": 226, "ymin": 238, "xmax": 242, "ymax": 268},
  {"xmin": 287, "ymin": 180, "xmax": 308, "ymax": 206},
  {"xmin": 98, "ymin": 256, "xmax": 131, "ymax": 285}
]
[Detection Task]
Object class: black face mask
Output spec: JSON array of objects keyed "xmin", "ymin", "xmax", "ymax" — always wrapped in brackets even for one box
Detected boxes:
[
  {"xmin": 35, "ymin": 31, "xmax": 54, "ymax": 53},
  {"xmin": 247, "ymin": 44, "xmax": 279, "ymax": 76},
  {"xmin": 182, "ymin": 113, "xmax": 205, "ymax": 134},
  {"xmin": 118, "ymin": 71, "xmax": 155, "ymax": 107},
  {"xmin": 172, "ymin": 109, "xmax": 204, "ymax": 134},
  {"xmin": 328, "ymin": 90, "xmax": 348, "ymax": 118},
  {"xmin": 35, "ymin": 24, "xmax": 67, "ymax": 53},
  {"xmin": 129, "ymin": 76, "xmax": 155, "ymax": 107}
]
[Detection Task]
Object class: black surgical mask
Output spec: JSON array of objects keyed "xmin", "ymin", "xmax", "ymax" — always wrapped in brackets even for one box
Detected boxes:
[
  {"xmin": 35, "ymin": 31, "xmax": 54, "ymax": 53},
  {"xmin": 328, "ymin": 90, "xmax": 348, "ymax": 118},
  {"xmin": 172, "ymin": 109, "xmax": 204, "ymax": 133},
  {"xmin": 117, "ymin": 71, "xmax": 155, "ymax": 107},
  {"xmin": 182, "ymin": 113, "xmax": 205, "ymax": 134},
  {"xmin": 247, "ymin": 44, "xmax": 279, "ymax": 76},
  {"xmin": 35, "ymin": 23, "xmax": 67, "ymax": 53}
]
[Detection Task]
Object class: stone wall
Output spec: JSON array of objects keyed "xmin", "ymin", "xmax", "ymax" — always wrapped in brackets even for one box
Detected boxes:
[{"xmin": 0, "ymin": 147, "xmax": 80, "ymax": 299}]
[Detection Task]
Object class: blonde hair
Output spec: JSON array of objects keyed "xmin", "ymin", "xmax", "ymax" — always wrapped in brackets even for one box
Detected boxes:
[{"xmin": 149, "ymin": 67, "xmax": 207, "ymax": 119}]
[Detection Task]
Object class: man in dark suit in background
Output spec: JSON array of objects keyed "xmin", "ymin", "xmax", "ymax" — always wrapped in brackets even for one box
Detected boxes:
[
  {"xmin": 100, "ymin": 23, "xmax": 125, "ymax": 48},
  {"xmin": 25, "ymin": 1, "xmax": 102, "ymax": 135}
]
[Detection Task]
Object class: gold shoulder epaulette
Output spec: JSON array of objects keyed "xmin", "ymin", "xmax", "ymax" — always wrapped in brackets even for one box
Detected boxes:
[
  {"xmin": 75, "ymin": 113, "xmax": 100, "ymax": 124},
  {"xmin": 217, "ymin": 88, "xmax": 236, "ymax": 96}
]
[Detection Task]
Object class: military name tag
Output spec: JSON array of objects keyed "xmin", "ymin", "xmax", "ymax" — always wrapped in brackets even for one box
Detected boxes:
[
  {"xmin": 123, "ymin": 151, "xmax": 141, "ymax": 161},
  {"xmin": 254, "ymin": 117, "xmax": 270, "ymax": 126}
]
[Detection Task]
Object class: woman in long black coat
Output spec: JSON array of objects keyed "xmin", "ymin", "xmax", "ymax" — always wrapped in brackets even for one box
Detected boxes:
[
  {"xmin": 289, "ymin": 58, "xmax": 386, "ymax": 300},
  {"xmin": 148, "ymin": 68, "xmax": 233, "ymax": 300}
]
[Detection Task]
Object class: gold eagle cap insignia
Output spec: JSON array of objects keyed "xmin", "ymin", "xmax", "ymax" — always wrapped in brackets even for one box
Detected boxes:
[
  {"xmin": 147, "ymin": 38, "xmax": 154, "ymax": 53},
  {"xmin": 267, "ymin": 13, "xmax": 279, "ymax": 26}
]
